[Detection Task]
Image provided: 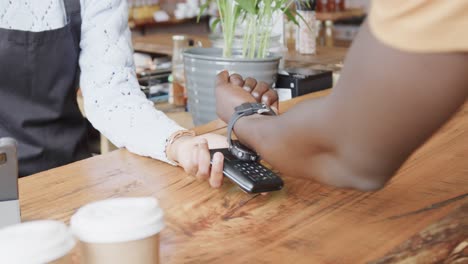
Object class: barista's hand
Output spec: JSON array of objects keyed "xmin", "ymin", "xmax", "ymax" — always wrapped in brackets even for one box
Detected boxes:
[
  {"xmin": 215, "ymin": 71, "xmax": 279, "ymax": 123},
  {"xmin": 168, "ymin": 133, "xmax": 228, "ymax": 188}
]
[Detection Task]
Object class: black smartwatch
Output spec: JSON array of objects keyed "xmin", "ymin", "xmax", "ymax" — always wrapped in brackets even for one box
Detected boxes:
[{"xmin": 227, "ymin": 102, "xmax": 276, "ymax": 161}]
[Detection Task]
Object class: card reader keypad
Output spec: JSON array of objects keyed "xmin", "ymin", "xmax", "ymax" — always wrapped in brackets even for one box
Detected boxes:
[
  {"xmin": 210, "ymin": 148, "xmax": 283, "ymax": 193},
  {"xmin": 233, "ymin": 162, "xmax": 278, "ymax": 182}
]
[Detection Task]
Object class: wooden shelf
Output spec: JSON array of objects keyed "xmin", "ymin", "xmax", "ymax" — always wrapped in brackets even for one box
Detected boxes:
[
  {"xmin": 129, "ymin": 16, "xmax": 208, "ymax": 32},
  {"xmin": 316, "ymin": 8, "xmax": 365, "ymax": 21},
  {"xmin": 129, "ymin": 9, "xmax": 364, "ymax": 31},
  {"xmin": 132, "ymin": 33, "xmax": 211, "ymax": 56}
]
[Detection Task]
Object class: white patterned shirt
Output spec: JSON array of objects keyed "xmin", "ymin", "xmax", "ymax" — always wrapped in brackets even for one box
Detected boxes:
[{"xmin": 0, "ymin": 0, "xmax": 184, "ymax": 164}]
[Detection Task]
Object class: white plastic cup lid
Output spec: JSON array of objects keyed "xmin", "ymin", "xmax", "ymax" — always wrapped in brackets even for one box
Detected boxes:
[
  {"xmin": 0, "ymin": 220, "xmax": 76, "ymax": 264},
  {"xmin": 70, "ymin": 197, "xmax": 164, "ymax": 244}
]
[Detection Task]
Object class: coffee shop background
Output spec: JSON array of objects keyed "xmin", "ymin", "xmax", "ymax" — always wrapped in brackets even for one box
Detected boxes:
[
  {"xmin": 79, "ymin": 0, "xmax": 370, "ymax": 154},
  {"xmin": 3, "ymin": 1, "xmax": 465, "ymax": 263},
  {"xmin": 128, "ymin": 0, "xmax": 370, "ymax": 35}
]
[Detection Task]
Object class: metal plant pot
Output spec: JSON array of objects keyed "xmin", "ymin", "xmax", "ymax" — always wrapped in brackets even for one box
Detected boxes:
[
  {"xmin": 209, "ymin": 34, "xmax": 284, "ymax": 54},
  {"xmin": 183, "ymin": 48, "xmax": 281, "ymax": 125}
]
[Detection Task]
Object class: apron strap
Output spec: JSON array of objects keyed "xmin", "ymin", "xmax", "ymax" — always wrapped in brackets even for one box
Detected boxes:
[
  {"xmin": 62, "ymin": 0, "xmax": 82, "ymax": 51},
  {"xmin": 63, "ymin": 0, "xmax": 81, "ymax": 17}
]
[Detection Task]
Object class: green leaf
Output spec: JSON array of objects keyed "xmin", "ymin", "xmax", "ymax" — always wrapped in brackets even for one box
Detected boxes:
[
  {"xmin": 285, "ymin": 7, "xmax": 315, "ymax": 31},
  {"xmin": 197, "ymin": 2, "xmax": 210, "ymax": 23},
  {"xmin": 210, "ymin": 18, "xmax": 221, "ymax": 31},
  {"xmin": 264, "ymin": 0, "xmax": 272, "ymax": 14},
  {"xmin": 295, "ymin": 0, "xmax": 313, "ymax": 10},
  {"xmin": 235, "ymin": 0, "xmax": 259, "ymax": 14},
  {"xmin": 283, "ymin": 8, "xmax": 299, "ymax": 25}
]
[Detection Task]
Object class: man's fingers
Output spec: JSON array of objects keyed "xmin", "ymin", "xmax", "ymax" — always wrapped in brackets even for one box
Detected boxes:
[
  {"xmin": 195, "ymin": 140, "xmax": 210, "ymax": 181},
  {"xmin": 251, "ymin": 82, "xmax": 270, "ymax": 102},
  {"xmin": 209, "ymin": 152, "xmax": 224, "ymax": 188},
  {"xmin": 215, "ymin": 70, "xmax": 230, "ymax": 86},
  {"xmin": 261, "ymin": 89, "xmax": 279, "ymax": 107},
  {"xmin": 229, "ymin": 74, "xmax": 245, "ymax": 87},
  {"xmin": 243, "ymin": 77, "xmax": 257, "ymax": 93}
]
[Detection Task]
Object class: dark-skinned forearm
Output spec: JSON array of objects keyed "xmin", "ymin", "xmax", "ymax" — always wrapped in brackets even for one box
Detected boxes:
[
  {"xmin": 232, "ymin": 98, "xmax": 365, "ymax": 189},
  {"xmin": 233, "ymin": 21, "xmax": 468, "ymax": 191}
]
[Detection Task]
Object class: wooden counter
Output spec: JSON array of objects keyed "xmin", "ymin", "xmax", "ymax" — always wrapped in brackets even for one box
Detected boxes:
[
  {"xmin": 316, "ymin": 8, "xmax": 366, "ymax": 22},
  {"xmin": 19, "ymin": 90, "xmax": 468, "ymax": 263}
]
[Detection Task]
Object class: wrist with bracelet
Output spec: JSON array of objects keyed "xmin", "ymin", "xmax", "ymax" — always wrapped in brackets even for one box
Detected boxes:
[
  {"xmin": 165, "ymin": 130, "xmax": 196, "ymax": 165},
  {"xmin": 164, "ymin": 103, "xmax": 275, "ymax": 165}
]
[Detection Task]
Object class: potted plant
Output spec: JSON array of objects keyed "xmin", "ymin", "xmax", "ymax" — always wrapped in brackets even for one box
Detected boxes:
[{"xmin": 184, "ymin": 0, "xmax": 303, "ymax": 125}]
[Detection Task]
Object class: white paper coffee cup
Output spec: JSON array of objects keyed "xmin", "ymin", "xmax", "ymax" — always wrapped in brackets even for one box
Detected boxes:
[
  {"xmin": 70, "ymin": 197, "xmax": 164, "ymax": 264},
  {"xmin": 0, "ymin": 220, "xmax": 76, "ymax": 264}
]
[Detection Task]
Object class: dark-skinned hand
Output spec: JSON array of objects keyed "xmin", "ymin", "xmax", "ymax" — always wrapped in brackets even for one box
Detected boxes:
[{"xmin": 215, "ymin": 71, "xmax": 279, "ymax": 123}]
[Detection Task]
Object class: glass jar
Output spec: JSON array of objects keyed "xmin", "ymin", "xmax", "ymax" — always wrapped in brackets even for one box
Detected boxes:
[{"xmin": 297, "ymin": 10, "xmax": 317, "ymax": 54}]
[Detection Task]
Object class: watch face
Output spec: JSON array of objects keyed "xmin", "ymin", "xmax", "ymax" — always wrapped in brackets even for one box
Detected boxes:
[{"xmin": 231, "ymin": 141, "xmax": 259, "ymax": 161}]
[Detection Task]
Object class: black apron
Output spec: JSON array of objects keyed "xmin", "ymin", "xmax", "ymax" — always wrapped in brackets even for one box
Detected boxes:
[{"xmin": 0, "ymin": 0, "xmax": 90, "ymax": 177}]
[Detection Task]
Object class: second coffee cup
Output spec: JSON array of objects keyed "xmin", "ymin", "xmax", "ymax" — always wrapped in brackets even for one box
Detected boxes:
[
  {"xmin": 70, "ymin": 197, "xmax": 165, "ymax": 264},
  {"xmin": 0, "ymin": 220, "xmax": 76, "ymax": 264}
]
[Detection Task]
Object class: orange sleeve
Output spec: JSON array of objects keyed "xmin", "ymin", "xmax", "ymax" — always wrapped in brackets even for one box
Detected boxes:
[{"xmin": 368, "ymin": 0, "xmax": 468, "ymax": 52}]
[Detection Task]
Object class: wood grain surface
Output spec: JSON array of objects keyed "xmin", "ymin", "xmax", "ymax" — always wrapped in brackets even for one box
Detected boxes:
[
  {"xmin": 19, "ymin": 86, "xmax": 468, "ymax": 263},
  {"xmin": 370, "ymin": 203, "xmax": 468, "ymax": 264}
]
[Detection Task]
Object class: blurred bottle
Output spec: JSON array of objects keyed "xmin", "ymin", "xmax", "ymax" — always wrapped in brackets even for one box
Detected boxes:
[
  {"xmin": 317, "ymin": 19, "xmax": 325, "ymax": 46},
  {"xmin": 324, "ymin": 20, "xmax": 334, "ymax": 47},
  {"xmin": 316, "ymin": 0, "xmax": 323, "ymax": 12},
  {"xmin": 171, "ymin": 35, "xmax": 188, "ymax": 107},
  {"xmin": 284, "ymin": 19, "xmax": 297, "ymax": 51},
  {"xmin": 326, "ymin": 0, "xmax": 336, "ymax": 12},
  {"xmin": 338, "ymin": 0, "xmax": 345, "ymax": 11}
]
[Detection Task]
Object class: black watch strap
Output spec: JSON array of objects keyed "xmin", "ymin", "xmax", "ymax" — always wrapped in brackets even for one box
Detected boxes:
[{"xmin": 227, "ymin": 103, "xmax": 276, "ymax": 161}]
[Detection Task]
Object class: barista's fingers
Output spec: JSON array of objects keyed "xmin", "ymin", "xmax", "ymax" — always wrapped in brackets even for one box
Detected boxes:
[{"xmin": 209, "ymin": 152, "xmax": 224, "ymax": 188}]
